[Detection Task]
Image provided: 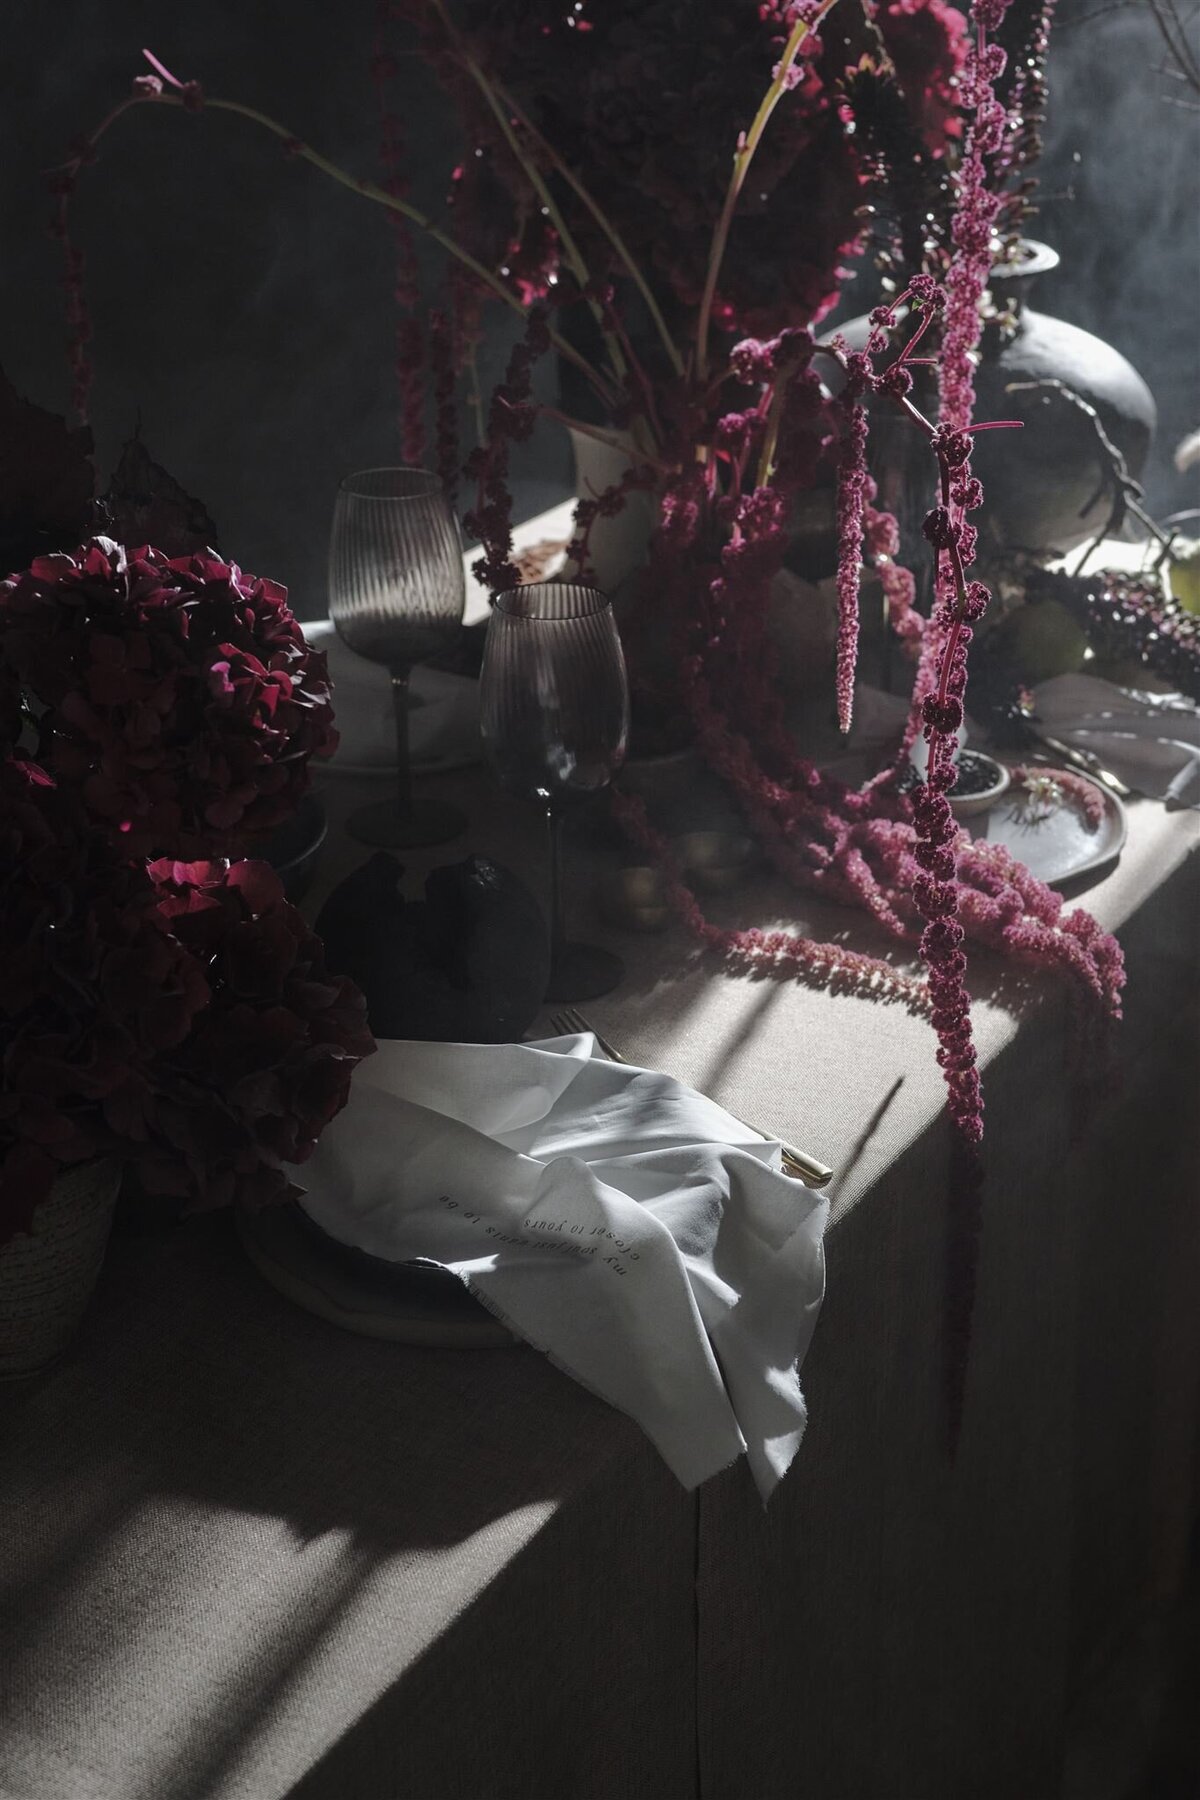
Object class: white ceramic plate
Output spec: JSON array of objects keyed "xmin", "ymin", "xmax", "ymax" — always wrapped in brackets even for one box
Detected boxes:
[{"xmin": 970, "ymin": 770, "xmax": 1127, "ymax": 887}]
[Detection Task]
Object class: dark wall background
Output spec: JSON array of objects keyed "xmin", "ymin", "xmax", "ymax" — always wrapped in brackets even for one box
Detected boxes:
[{"xmin": 2, "ymin": 0, "xmax": 1196, "ymax": 618}]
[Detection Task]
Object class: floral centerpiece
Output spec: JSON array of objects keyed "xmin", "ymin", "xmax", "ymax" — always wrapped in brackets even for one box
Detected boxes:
[
  {"xmin": 44, "ymin": 2, "xmax": 1137, "ymax": 1403},
  {"xmin": 0, "ymin": 539, "xmax": 374, "ymax": 1262},
  {"xmin": 368, "ymin": 0, "xmax": 1125, "ymax": 1152}
]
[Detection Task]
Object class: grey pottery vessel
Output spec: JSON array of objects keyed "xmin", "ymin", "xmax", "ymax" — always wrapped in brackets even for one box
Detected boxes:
[{"xmin": 837, "ymin": 241, "xmax": 1157, "ymax": 570}]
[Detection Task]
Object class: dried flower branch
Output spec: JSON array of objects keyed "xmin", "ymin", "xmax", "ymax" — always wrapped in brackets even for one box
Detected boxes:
[
  {"xmin": 46, "ymin": 51, "xmax": 618, "ymax": 426},
  {"xmin": 695, "ymin": 0, "xmax": 844, "ymax": 379}
]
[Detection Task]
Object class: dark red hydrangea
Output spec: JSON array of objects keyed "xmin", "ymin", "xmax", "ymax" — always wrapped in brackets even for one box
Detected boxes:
[
  {"xmin": 0, "ymin": 760, "xmax": 374, "ymax": 1238},
  {"xmin": 0, "ymin": 537, "xmax": 338, "ymax": 858},
  {"xmin": 129, "ymin": 858, "xmax": 375, "ymax": 1213},
  {"xmin": 0, "ymin": 757, "xmax": 211, "ymax": 1242}
]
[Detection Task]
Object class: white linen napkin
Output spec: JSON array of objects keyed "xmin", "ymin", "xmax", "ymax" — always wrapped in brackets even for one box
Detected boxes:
[
  {"xmin": 299, "ymin": 1035, "xmax": 829, "ymax": 1500},
  {"xmin": 304, "ymin": 618, "xmax": 481, "ymax": 772},
  {"xmin": 1033, "ymin": 672, "xmax": 1200, "ymax": 808}
]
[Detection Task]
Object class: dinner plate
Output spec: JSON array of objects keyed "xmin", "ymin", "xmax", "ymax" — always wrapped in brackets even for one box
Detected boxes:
[
  {"xmin": 968, "ymin": 769, "xmax": 1127, "ymax": 887},
  {"xmin": 236, "ymin": 1201, "xmax": 517, "ymax": 1349}
]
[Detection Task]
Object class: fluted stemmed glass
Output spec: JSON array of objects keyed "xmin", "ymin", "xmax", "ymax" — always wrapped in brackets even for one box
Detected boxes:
[
  {"xmin": 328, "ymin": 467, "xmax": 466, "ymax": 848},
  {"xmin": 480, "ymin": 581, "xmax": 629, "ymax": 1002}
]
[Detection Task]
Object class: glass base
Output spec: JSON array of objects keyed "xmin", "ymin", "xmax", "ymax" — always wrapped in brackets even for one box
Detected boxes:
[
  {"xmin": 546, "ymin": 942, "xmax": 625, "ymax": 1002},
  {"xmin": 346, "ymin": 796, "xmax": 466, "ymax": 850}
]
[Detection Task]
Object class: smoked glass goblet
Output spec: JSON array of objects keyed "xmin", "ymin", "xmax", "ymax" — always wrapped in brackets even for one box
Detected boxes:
[
  {"xmin": 328, "ymin": 467, "xmax": 466, "ymax": 848},
  {"xmin": 480, "ymin": 581, "xmax": 629, "ymax": 1001}
]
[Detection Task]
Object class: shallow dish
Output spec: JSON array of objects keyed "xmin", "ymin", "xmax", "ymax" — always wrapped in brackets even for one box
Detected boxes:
[{"xmin": 971, "ymin": 768, "xmax": 1127, "ymax": 887}]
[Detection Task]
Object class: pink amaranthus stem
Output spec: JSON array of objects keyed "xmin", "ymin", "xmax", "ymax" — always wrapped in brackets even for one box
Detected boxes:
[{"xmin": 834, "ymin": 388, "xmax": 871, "ymax": 735}]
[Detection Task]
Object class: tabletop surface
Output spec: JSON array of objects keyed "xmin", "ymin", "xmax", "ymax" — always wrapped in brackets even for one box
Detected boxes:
[
  {"xmin": 2, "ymin": 562, "xmax": 1199, "ymax": 1799},
  {"xmin": 309, "ymin": 747, "xmax": 1200, "ymax": 1225}
]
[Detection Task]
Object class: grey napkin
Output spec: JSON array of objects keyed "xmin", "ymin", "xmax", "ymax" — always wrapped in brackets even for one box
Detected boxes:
[{"xmin": 1034, "ymin": 673, "xmax": 1200, "ymax": 808}]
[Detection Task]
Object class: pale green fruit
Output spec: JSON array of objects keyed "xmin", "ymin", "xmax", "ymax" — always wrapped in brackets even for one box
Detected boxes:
[
  {"xmin": 1004, "ymin": 599, "xmax": 1090, "ymax": 683},
  {"xmin": 1167, "ymin": 539, "xmax": 1200, "ymax": 614}
]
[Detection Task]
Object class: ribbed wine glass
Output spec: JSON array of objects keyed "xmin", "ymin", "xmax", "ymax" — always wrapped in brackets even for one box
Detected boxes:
[
  {"xmin": 480, "ymin": 581, "xmax": 629, "ymax": 1001},
  {"xmin": 328, "ymin": 467, "xmax": 466, "ymax": 848}
]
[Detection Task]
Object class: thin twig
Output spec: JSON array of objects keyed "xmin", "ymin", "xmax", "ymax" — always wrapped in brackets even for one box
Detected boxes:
[
  {"xmin": 487, "ymin": 75, "xmax": 685, "ymax": 380},
  {"xmin": 57, "ymin": 80, "xmax": 619, "ymax": 413},
  {"xmin": 426, "ymin": 0, "xmax": 631, "ymax": 392},
  {"xmin": 532, "ymin": 404, "xmax": 672, "ymax": 475},
  {"xmin": 696, "ymin": 0, "xmax": 842, "ymax": 379}
]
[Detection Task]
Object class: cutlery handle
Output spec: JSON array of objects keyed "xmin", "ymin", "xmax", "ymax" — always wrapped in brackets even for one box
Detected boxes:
[
  {"xmin": 1035, "ymin": 735, "xmax": 1132, "ymax": 798},
  {"xmin": 763, "ymin": 1137, "xmax": 833, "ymax": 1188}
]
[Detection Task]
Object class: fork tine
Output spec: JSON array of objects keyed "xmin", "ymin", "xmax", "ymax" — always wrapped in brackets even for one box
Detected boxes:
[
  {"xmin": 560, "ymin": 1008, "xmax": 627, "ymax": 1063},
  {"xmin": 549, "ymin": 1009, "xmax": 592, "ymax": 1039}
]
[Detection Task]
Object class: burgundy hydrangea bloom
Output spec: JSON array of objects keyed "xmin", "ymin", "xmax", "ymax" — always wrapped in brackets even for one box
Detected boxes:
[
  {"xmin": 0, "ymin": 765, "xmax": 373, "ymax": 1238},
  {"xmin": 0, "ymin": 538, "xmax": 337, "ymax": 857},
  {"xmin": 128, "ymin": 857, "xmax": 375, "ymax": 1213},
  {"xmin": 0, "ymin": 757, "xmax": 211, "ymax": 1242}
]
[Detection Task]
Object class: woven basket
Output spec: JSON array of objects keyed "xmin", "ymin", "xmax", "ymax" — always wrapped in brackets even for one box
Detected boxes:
[{"xmin": 0, "ymin": 1160, "xmax": 122, "ymax": 1378}]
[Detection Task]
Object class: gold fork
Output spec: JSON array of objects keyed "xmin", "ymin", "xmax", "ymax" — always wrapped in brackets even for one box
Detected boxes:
[
  {"xmin": 1030, "ymin": 733, "xmax": 1132, "ymax": 799},
  {"xmin": 548, "ymin": 1005, "xmax": 833, "ymax": 1188}
]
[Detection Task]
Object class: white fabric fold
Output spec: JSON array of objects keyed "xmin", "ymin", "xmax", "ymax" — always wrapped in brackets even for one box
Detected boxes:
[
  {"xmin": 300, "ymin": 1036, "xmax": 829, "ymax": 1500},
  {"xmin": 1034, "ymin": 673, "xmax": 1200, "ymax": 809}
]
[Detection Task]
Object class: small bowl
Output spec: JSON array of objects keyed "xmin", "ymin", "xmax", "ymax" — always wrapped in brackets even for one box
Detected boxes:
[
  {"xmin": 948, "ymin": 750, "xmax": 1010, "ymax": 819},
  {"xmin": 671, "ymin": 830, "xmax": 756, "ymax": 893},
  {"xmin": 599, "ymin": 865, "xmax": 671, "ymax": 933}
]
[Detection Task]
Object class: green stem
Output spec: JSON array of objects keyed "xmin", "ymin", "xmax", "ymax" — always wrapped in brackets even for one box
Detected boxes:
[
  {"xmin": 466, "ymin": 341, "xmax": 486, "ymax": 448},
  {"xmin": 755, "ymin": 366, "xmax": 798, "ymax": 488},
  {"xmin": 695, "ymin": 0, "xmax": 842, "ymax": 380},
  {"xmin": 70, "ymin": 89, "xmax": 617, "ymax": 411},
  {"xmin": 429, "ymin": 7, "xmax": 630, "ymax": 389},
  {"xmin": 488, "ymin": 75, "xmax": 685, "ymax": 381}
]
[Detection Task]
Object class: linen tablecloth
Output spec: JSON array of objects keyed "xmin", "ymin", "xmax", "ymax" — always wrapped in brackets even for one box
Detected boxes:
[{"xmin": 1, "ymin": 756, "xmax": 1197, "ymax": 1800}]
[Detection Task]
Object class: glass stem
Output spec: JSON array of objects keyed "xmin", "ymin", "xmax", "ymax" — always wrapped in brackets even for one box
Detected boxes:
[
  {"xmin": 389, "ymin": 665, "xmax": 414, "ymax": 824},
  {"xmin": 547, "ymin": 805, "xmax": 567, "ymax": 970}
]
